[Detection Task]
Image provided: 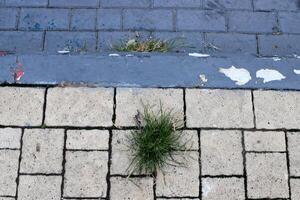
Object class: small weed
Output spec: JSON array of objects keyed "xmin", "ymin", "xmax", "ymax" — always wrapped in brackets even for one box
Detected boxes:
[{"xmin": 126, "ymin": 104, "xmax": 188, "ymax": 175}]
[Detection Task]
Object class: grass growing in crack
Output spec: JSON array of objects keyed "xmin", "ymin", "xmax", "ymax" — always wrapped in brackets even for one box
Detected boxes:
[
  {"xmin": 113, "ymin": 38, "xmax": 184, "ymax": 53},
  {"xmin": 126, "ymin": 105, "xmax": 188, "ymax": 175}
]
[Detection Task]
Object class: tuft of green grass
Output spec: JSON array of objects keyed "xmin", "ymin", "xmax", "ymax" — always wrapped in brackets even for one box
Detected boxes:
[
  {"xmin": 126, "ymin": 105, "xmax": 188, "ymax": 175},
  {"xmin": 113, "ymin": 38, "xmax": 184, "ymax": 53}
]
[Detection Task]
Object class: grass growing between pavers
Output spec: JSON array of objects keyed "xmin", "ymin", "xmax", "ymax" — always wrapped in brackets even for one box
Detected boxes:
[{"xmin": 126, "ymin": 105, "xmax": 189, "ymax": 175}]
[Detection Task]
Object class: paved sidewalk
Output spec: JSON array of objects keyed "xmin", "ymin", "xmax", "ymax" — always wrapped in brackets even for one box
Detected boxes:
[{"xmin": 0, "ymin": 86, "xmax": 299, "ymax": 200}]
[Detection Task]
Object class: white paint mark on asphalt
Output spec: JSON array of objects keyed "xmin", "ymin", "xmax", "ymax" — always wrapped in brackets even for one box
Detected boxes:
[
  {"xmin": 256, "ymin": 69, "xmax": 286, "ymax": 83},
  {"xmin": 126, "ymin": 54, "xmax": 134, "ymax": 57},
  {"xmin": 57, "ymin": 50, "xmax": 70, "ymax": 54},
  {"xmin": 294, "ymin": 69, "xmax": 300, "ymax": 75},
  {"xmin": 272, "ymin": 57, "xmax": 281, "ymax": 61},
  {"xmin": 199, "ymin": 74, "xmax": 208, "ymax": 83},
  {"xmin": 294, "ymin": 54, "xmax": 300, "ymax": 59},
  {"xmin": 109, "ymin": 53, "xmax": 120, "ymax": 57},
  {"xmin": 189, "ymin": 53, "xmax": 210, "ymax": 58},
  {"xmin": 219, "ymin": 66, "xmax": 251, "ymax": 85}
]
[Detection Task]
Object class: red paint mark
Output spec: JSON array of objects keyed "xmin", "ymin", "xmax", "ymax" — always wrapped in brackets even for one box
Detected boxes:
[{"xmin": 11, "ymin": 61, "xmax": 24, "ymax": 82}]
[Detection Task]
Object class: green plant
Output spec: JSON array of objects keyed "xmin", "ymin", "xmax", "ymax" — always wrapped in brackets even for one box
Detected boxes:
[{"xmin": 126, "ymin": 105, "xmax": 188, "ymax": 175}]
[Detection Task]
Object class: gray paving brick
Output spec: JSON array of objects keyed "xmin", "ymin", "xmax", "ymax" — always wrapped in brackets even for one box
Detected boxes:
[
  {"xmin": 158, "ymin": 199, "xmax": 199, "ymax": 200},
  {"xmin": 19, "ymin": 8, "xmax": 69, "ymax": 31},
  {"xmin": 0, "ymin": 128, "xmax": 22, "ymax": 149},
  {"xmin": 0, "ymin": 31, "xmax": 43, "ymax": 52},
  {"xmin": 244, "ymin": 131, "xmax": 286, "ymax": 152},
  {"xmin": 66, "ymin": 129, "xmax": 109, "ymax": 150},
  {"xmin": 18, "ymin": 175, "xmax": 61, "ymax": 200},
  {"xmin": 279, "ymin": 12, "xmax": 300, "ymax": 34},
  {"xmin": 110, "ymin": 177, "xmax": 153, "ymax": 200},
  {"xmin": 63, "ymin": 151, "xmax": 108, "ymax": 197},
  {"xmin": 0, "ymin": 8, "xmax": 17, "ymax": 29},
  {"xmin": 246, "ymin": 153, "xmax": 289, "ymax": 198},
  {"xmin": 258, "ymin": 34, "xmax": 300, "ymax": 56},
  {"xmin": 202, "ymin": 178, "xmax": 245, "ymax": 200},
  {"xmin": 45, "ymin": 87, "xmax": 113, "ymax": 126},
  {"xmin": 0, "ymin": 198, "xmax": 15, "ymax": 200},
  {"xmin": 204, "ymin": 0, "xmax": 252, "ymax": 9},
  {"xmin": 50, "ymin": 0, "xmax": 99, "ymax": 7},
  {"xmin": 0, "ymin": 87, "xmax": 44, "ymax": 126},
  {"xmin": 4, "ymin": 0, "xmax": 48, "ymax": 7},
  {"xmin": 154, "ymin": 0, "xmax": 202, "ymax": 7},
  {"xmin": 156, "ymin": 152, "xmax": 199, "ymax": 197},
  {"xmin": 287, "ymin": 132, "xmax": 300, "ymax": 176},
  {"xmin": 253, "ymin": 0, "xmax": 299, "ymax": 11},
  {"xmin": 177, "ymin": 10, "xmax": 226, "ymax": 31},
  {"xmin": 205, "ymin": 33, "xmax": 257, "ymax": 54},
  {"xmin": 44, "ymin": 31, "xmax": 97, "ymax": 52},
  {"xmin": 97, "ymin": 9, "xmax": 122, "ymax": 30},
  {"xmin": 186, "ymin": 89, "xmax": 253, "ymax": 128},
  {"xmin": 0, "ymin": 150, "xmax": 19, "ymax": 196},
  {"xmin": 291, "ymin": 178, "xmax": 300, "ymax": 200},
  {"xmin": 100, "ymin": 0, "xmax": 151, "ymax": 8},
  {"xmin": 20, "ymin": 129, "xmax": 64, "ymax": 174},
  {"xmin": 228, "ymin": 11, "xmax": 278, "ymax": 33},
  {"xmin": 201, "ymin": 130, "xmax": 243, "ymax": 175},
  {"xmin": 124, "ymin": 9, "xmax": 173, "ymax": 30},
  {"xmin": 115, "ymin": 88, "xmax": 184, "ymax": 127},
  {"xmin": 253, "ymin": 91, "xmax": 300, "ymax": 129},
  {"xmin": 71, "ymin": 9, "xmax": 96, "ymax": 30}
]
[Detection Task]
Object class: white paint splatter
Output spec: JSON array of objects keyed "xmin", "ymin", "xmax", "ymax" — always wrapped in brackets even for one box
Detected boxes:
[
  {"xmin": 272, "ymin": 57, "xmax": 281, "ymax": 61},
  {"xmin": 293, "ymin": 54, "xmax": 300, "ymax": 59},
  {"xmin": 219, "ymin": 66, "xmax": 252, "ymax": 85},
  {"xmin": 202, "ymin": 179, "xmax": 213, "ymax": 197},
  {"xmin": 188, "ymin": 53, "xmax": 210, "ymax": 58},
  {"xmin": 57, "ymin": 50, "xmax": 70, "ymax": 54},
  {"xmin": 199, "ymin": 74, "xmax": 208, "ymax": 83},
  {"xmin": 109, "ymin": 53, "xmax": 120, "ymax": 57},
  {"xmin": 294, "ymin": 69, "xmax": 300, "ymax": 75},
  {"xmin": 256, "ymin": 69, "xmax": 286, "ymax": 83},
  {"xmin": 126, "ymin": 54, "xmax": 134, "ymax": 57}
]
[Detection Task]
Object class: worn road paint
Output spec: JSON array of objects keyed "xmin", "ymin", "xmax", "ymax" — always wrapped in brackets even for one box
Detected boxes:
[
  {"xmin": 109, "ymin": 53, "xmax": 120, "ymax": 57},
  {"xmin": 219, "ymin": 66, "xmax": 251, "ymax": 86},
  {"xmin": 294, "ymin": 54, "xmax": 300, "ymax": 59},
  {"xmin": 294, "ymin": 69, "xmax": 300, "ymax": 75},
  {"xmin": 272, "ymin": 57, "xmax": 281, "ymax": 61},
  {"xmin": 57, "ymin": 50, "xmax": 70, "ymax": 54},
  {"xmin": 189, "ymin": 53, "xmax": 210, "ymax": 58},
  {"xmin": 256, "ymin": 69, "xmax": 286, "ymax": 83}
]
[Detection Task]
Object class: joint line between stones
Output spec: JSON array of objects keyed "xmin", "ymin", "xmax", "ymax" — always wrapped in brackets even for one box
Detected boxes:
[
  {"xmin": 284, "ymin": 131, "xmax": 292, "ymax": 199},
  {"xmin": 241, "ymin": 130, "xmax": 248, "ymax": 199},
  {"xmin": 251, "ymin": 90, "xmax": 257, "ymax": 128},
  {"xmin": 60, "ymin": 129, "xmax": 67, "ymax": 198},
  {"xmin": 15, "ymin": 128, "xmax": 24, "ymax": 200},
  {"xmin": 41, "ymin": 87, "xmax": 48, "ymax": 126},
  {"xmin": 105, "ymin": 129, "xmax": 113, "ymax": 199}
]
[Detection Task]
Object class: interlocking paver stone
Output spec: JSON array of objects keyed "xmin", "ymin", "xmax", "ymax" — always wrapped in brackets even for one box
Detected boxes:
[
  {"xmin": 291, "ymin": 179, "xmax": 300, "ymax": 200},
  {"xmin": 97, "ymin": 9, "xmax": 122, "ymax": 30},
  {"xmin": 64, "ymin": 151, "xmax": 108, "ymax": 197},
  {"xmin": 66, "ymin": 129, "xmax": 109, "ymax": 150},
  {"xmin": 20, "ymin": 129, "xmax": 64, "ymax": 174},
  {"xmin": 156, "ymin": 152, "xmax": 199, "ymax": 197},
  {"xmin": 154, "ymin": 0, "xmax": 201, "ymax": 7},
  {"xmin": 45, "ymin": 87, "xmax": 114, "ymax": 127},
  {"xmin": 186, "ymin": 89, "xmax": 253, "ymax": 128},
  {"xmin": 204, "ymin": 0, "xmax": 252, "ymax": 9},
  {"xmin": 0, "ymin": 128, "xmax": 22, "ymax": 149},
  {"xmin": 100, "ymin": 0, "xmax": 151, "ymax": 8},
  {"xmin": 253, "ymin": 0, "xmax": 299, "ymax": 11},
  {"xmin": 202, "ymin": 178, "xmax": 245, "ymax": 200},
  {"xmin": 71, "ymin": 9, "xmax": 96, "ymax": 30},
  {"xmin": 246, "ymin": 153, "xmax": 289, "ymax": 198},
  {"xmin": 254, "ymin": 91, "xmax": 300, "ymax": 129},
  {"xmin": 244, "ymin": 131, "xmax": 286, "ymax": 152},
  {"xmin": 0, "ymin": 150, "xmax": 19, "ymax": 196},
  {"xmin": 0, "ymin": 8, "xmax": 17, "ymax": 29},
  {"xmin": 49, "ymin": 0, "xmax": 99, "ymax": 7},
  {"xmin": 0, "ymin": 87, "xmax": 44, "ymax": 126},
  {"xmin": 201, "ymin": 130, "xmax": 243, "ymax": 175},
  {"xmin": 110, "ymin": 177, "xmax": 153, "ymax": 200},
  {"xmin": 115, "ymin": 88, "xmax": 183, "ymax": 126},
  {"xmin": 287, "ymin": 132, "xmax": 300, "ymax": 176},
  {"xmin": 18, "ymin": 175, "xmax": 61, "ymax": 200},
  {"xmin": 279, "ymin": 12, "xmax": 300, "ymax": 34}
]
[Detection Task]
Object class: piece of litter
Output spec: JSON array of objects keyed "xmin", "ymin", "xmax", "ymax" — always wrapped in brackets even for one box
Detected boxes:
[
  {"xmin": 109, "ymin": 53, "xmax": 120, "ymax": 57},
  {"xmin": 256, "ymin": 69, "xmax": 286, "ymax": 83},
  {"xmin": 272, "ymin": 57, "xmax": 281, "ymax": 61},
  {"xmin": 294, "ymin": 69, "xmax": 300, "ymax": 75},
  {"xmin": 294, "ymin": 54, "xmax": 300, "ymax": 59},
  {"xmin": 126, "ymin": 54, "xmax": 134, "ymax": 57},
  {"xmin": 199, "ymin": 74, "xmax": 208, "ymax": 83},
  {"xmin": 189, "ymin": 53, "xmax": 210, "ymax": 58},
  {"xmin": 219, "ymin": 66, "xmax": 251, "ymax": 86},
  {"xmin": 57, "ymin": 50, "xmax": 70, "ymax": 54}
]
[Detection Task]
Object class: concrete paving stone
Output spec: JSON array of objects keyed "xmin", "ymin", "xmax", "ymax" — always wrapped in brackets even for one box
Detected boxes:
[
  {"xmin": 66, "ymin": 129, "xmax": 109, "ymax": 150},
  {"xmin": 0, "ymin": 8, "xmax": 17, "ymax": 29},
  {"xmin": 63, "ymin": 151, "xmax": 108, "ymax": 197},
  {"xmin": 253, "ymin": 0, "xmax": 299, "ymax": 11},
  {"xmin": 205, "ymin": 0, "xmax": 252, "ymax": 9},
  {"xmin": 186, "ymin": 89, "xmax": 253, "ymax": 128},
  {"xmin": 253, "ymin": 90, "xmax": 300, "ymax": 129},
  {"xmin": 97, "ymin": 9, "xmax": 122, "ymax": 30},
  {"xmin": 244, "ymin": 131, "xmax": 286, "ymax": 152},
  {"xmin": 115, "ymin": 88, "xmax": 184, "ymax": 127},
  {"xmin": 0, "ymin": 87, "xmax": 44, "ymax": 126},
  {"xmin": 156, "ymin": 152, "xmax": 199, "ymax": 197},
  {"xmin": 100, "ymin": 0, "xmax": 151, "ymax": 8},
  {"xmin": 45, "ymin": 87, "xmax": 114, "ymax": 127},
  {"xmin": 201, "ymin": 130, "xmax": 243, "ymax": 175},
  {"xmin": 0, "ymin": 198, "xmax": 15, "ymax": 200},
  {"xmin": 0, "ymin": 150, "xmax": 19, "ymax": 196},
  {"xmin": 177, "ymin": 10, "xmax": 226, "ymax": 31},
  {"xmin": 279, "ymin": 12, "xmax": 300, "ymax": 34},
  {"xmin": 71, "ymin": 9, "xmax": 96, "ymax": 30},
  {"xmin": 246, "ymin": 153, "xmax": 289, "ymax": 198},
  {"xmin": 0, "ymin": 128, "xmax": 22, "ymax": 149},
  {"xmin": 291, "ymin": 178, "xmax": 300, "ymax": 200},
  {"xmin": 181, "ymin": 130, "xmax": 199, "ymax": 150},
  {"xmin": 20, "ymin": 129, "xmax": 64, "ymax": 174},
  {"xmin": 50, "ymin": 0, "xmax": 99, "ymax": 7},
  {"xmin": 287, "ymin": 132, "xmax": 300, "ymax": 176},
  {"xmin": 153, "ymin": 0, "xmax": 202, "ymax": 7},
  {"xmin": 202, "ymin": 178, "xmax": 245, "ymax": 200},
  {"xmin": 4, "ymin": 0, "xmax": 48, "ymax": 6},
  {"xmin": 18, "ymin": 175, "xmax": 61, "ymax": 200},
  {"xmin": 158, "ymin": 199, "xmax": 199, "ymax": 200},
  {"xmin": 110, "ymin": 177, "xmax": 153, "ymax": 200}
]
